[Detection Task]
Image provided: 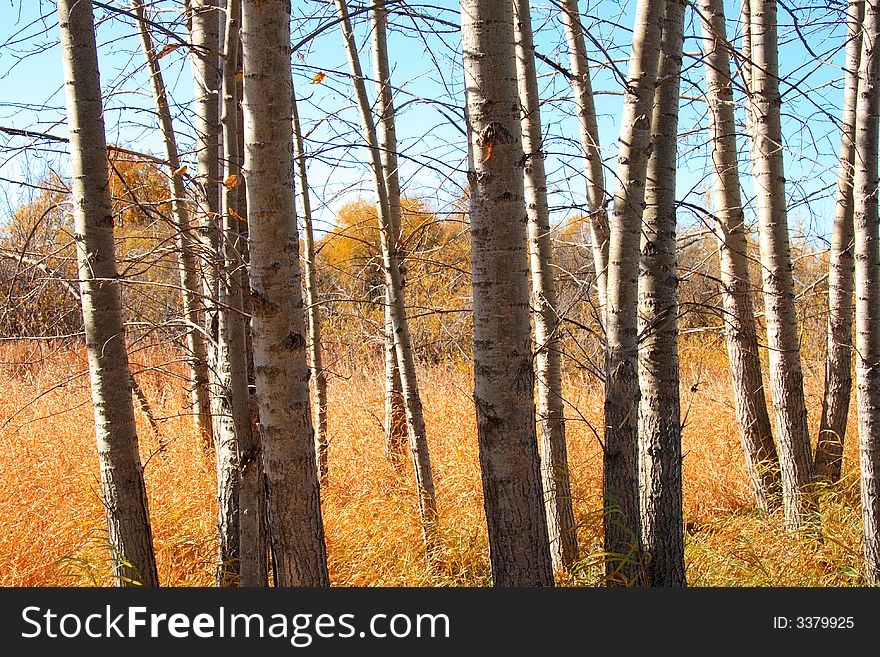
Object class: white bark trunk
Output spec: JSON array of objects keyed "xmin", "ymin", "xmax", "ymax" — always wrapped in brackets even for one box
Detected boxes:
[
  {"xmin": 603, "ymin": 0, "xmax": 665, "ymax": 586},
  {"xmin": 560, "ymin": 0, "xmax": 609, "ymax": 318},
  {"xmin": 462, "ymin": 0, "xmax": 554, "ymax": 586},
  {"xmin": 291, "ymin": 87, "xmax": 329, "ymax": 484},
  {"xmin": 212, "ymin": 0, "xmax": 254, "ymax": 586},
  {"xmin": 131, "ymin": 0, "xmax": 210, "ymax": 444},
  {"xmin": 335, "ymin": 0, "xmax": 439, "ymax": 560},
  {"xmin": 816, "ymin": 0, "xmax": 862, "ymax": 483},
  {"xmin": 748, "ymin": 0, "xmax": 817, "ymax": 531},
  {"xmin": 371, "ymin": 0, "xmax": 409, "ymax": 467},
  {"xmin": 852, "ymin": 0, "xmax": 880, "ymax": 584},
  {"xmin": 188, "ymin": 0, "xmax": 222, "ymax": 451},
  {"xmin": 241, "ymin": 0, "xmax": 329, "ymax": 586},
  {"xmin": 698, "ymin": 0, "xmax": 781, "ymax": 512},
  {"xmin": 513, "ymin": 0, "xmax": 578, "ymax": 575},
  {"xmin": 638, "ymin": 0, "xmax": 686, "ymax": 588},
  {"xmin": 740, "ymin": 0, "xmax": 753, "ymax": 140},
  {"xmin": 231, "ymin": 30, "xmax": 267, "ymax": 586},
  {"xmin": 58, "ymin": 0, "xmax": 158, "ymax": 587}
]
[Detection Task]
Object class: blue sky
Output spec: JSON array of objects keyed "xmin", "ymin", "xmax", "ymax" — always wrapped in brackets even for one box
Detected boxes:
[{"xmin": 0, "ymin": 0, "xmax": 850, "ymax": 241}]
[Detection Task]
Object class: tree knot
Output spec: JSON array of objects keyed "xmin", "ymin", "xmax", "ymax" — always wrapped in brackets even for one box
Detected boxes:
[
  {"xmin": 281, "ymin": 331, "xmax": 306, "ymax": 351},
  {"xmin": 477, "ymin": 122, "xmax": 516, "ymax": 148}
]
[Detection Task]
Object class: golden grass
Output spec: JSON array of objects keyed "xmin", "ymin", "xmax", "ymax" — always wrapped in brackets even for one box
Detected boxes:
[{"xmin": 0, "ymin": 339, "xmax": 866, "ymax": 586}]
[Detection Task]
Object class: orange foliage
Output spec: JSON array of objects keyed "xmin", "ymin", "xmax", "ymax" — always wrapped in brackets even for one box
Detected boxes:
[
  {"xmin": 0, "ymin": 341, "xmax": 865, "ymax": 587},
  {"xmin": 316, "ymin": 197, "xmax": 472, "ymax": 365}
]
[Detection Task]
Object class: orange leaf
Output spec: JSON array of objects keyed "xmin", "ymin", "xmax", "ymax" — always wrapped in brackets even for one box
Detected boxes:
[
  {"xmin": 223, "ymin": 174, "xmax": 240, "ymax": 189},
  {"xmin": 229, "ymin": 209, "xmax": 246, "ymax": 224},
  {"xmin": 312, "ymin": 71, "xmax": 326, "ymax": 84},
  {"xmin": 481, "ymin": 142, "xmax": 494, "ymax": 163},
  {"xmin": 172, "ymin": 165, "xmax": 188, "ymax": 177},
  {"xmin": 156, "ymin": 44, "xmax": 181, "ymax": 60}
]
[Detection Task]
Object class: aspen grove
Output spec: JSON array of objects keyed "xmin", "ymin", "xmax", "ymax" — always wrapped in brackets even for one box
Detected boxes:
[{"xmin": 2, "ymin": 0, "xmax": 880, "ymax": 587}]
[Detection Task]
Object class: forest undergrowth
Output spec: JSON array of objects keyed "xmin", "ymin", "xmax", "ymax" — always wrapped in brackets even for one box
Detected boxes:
[{"xmin": 0, "ymin": 339, "xmax": 864, "ymax": 586}]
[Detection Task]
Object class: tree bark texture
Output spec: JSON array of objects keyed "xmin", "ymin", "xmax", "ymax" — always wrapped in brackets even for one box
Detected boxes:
[
  {"xmin": 638, "ymin": 0, "xmax": 687, "ymax": 588},
  {"xmin": 852, "ymin": 0, "xmax": 880, "ymax": 584},
  {"xmin": 560, "ymin": 0, "xmax": 609, "ymax": 319},
  {"xmin": 461, "ymin": 0, "xmax": 554, "ymax": 586},
  {"xmin": 698, "ymin": 0, "xmax": 781, "ymax": 512},
  {"xmin": 815, "ymin": 0, "xmax": 862, "ymax": 484},
  {"xmin": 241, "ymin": 0, "xmax": 329, "ymax": 586},
  {"xmin": 513, "ymin": 0, "xmax": 578, "ymax": 575},
  {"xmin": 370, "ymin": 1, "xmax": 409, "ymax": 467},
  {"xmin": 603, "ymin": 0, "xmax": 665, "ymax": 586},
  {"xmin": 211, "ymin": 0, "xmax": 256, "ymax": 586},
  {"xmin": 748, "ymin": 0, "xmax": 817, "ymax": 531},
  {"xmin": 188, "ymin": 0, "xmax": 222, "ymax": 450},
  {"xmin": 224, "ymin": 17, "xmax": 267, "ymax": 586},
  {"xmin": 58, "ymin": 0, "xmax": 159, "ymax": 587}
]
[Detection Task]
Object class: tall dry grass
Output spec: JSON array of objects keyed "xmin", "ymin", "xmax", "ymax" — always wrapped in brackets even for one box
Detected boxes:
[{"xmin": 0, "ymin": 339, "xmax": 865, "ymax": 586}]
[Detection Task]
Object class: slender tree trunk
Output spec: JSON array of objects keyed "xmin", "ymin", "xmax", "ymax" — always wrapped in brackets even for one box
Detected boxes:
[
  {"xmin": 559, "ymin": 0, "xmax": 609, "ymax": 318},
  {"xmin": 461, "ymin": 0, "xmax": 554, "ymax": 586},
  {"xmin": 815, "ymin": 0, "xmax": 862, "ymax": 483},
  {"xmin": 384, "ymin": 330, "xmax": 407, "ymax": 465},
  {"xmin": 241, "ymin": 0, "xmax": 329, "ymax": 586},
  {"xmin": 131, "ymin": 0, "xmax": 210, "ymax": 444},
  {"xmin": 698, "ymin": 0, "xmax": 781, "ymax": 513},
  {"xmin": 209, "ymin": 0, "xmax": 254, "ymax": 586},
  {"xmin": 188, "ymin": 0, "xmax": 222, "ymax": 451},
  {"xmin": 603, "ymin": 0, "xmax": 665, "ymax": 586},
  {"xmin": 334, "ymin": 0, "xmax": 439, "ymax": 559},
  {"xmin": 513, "ymin": 0, "xmax": 578, "ymax": 575},
  {"xmin": 371, "ymin": 0, "xmax": 409, "ymax": 467},
  {"xmin": 748, "ymin": 0, "xmax": 817, "ymax": 531},
  {"xmin": 231, "ymin": 31, "xmax": 267, "ymax": 586},
  {"xmin": 740, "ymin": 0, "xmax": 753, "ymax": 138},
  {"xmin": 57, "ymin": 0, "xmax": 158, "ymax": 587},
  {"xmin": 852, "ymin": 0, "xmax": 880, "ymax": 584},
  {"xmin": 291, "ymin": 88, "xmax": 329, "ymax": 484},
  {"xmin": 637, "ymin": 0, "xmax": 686, "ymax": 588}
]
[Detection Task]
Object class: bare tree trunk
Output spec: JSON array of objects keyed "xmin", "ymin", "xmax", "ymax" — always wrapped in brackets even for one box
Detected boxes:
[
  {"xmin": 209, "ymin": 0, "xmax": 253, "ymax": 586},
  {"xmin": 225, "ymin": 28, "xmax": 267, "ymax": 585},
  {"xmin": 57, "ymin": 0, "xmax": 158, "ymax": 587},
  {"xmin": 852, "ymin": 0, "xmax": 880, "ymax": 585},
  {"xmin": 698, "ymin": 0, "xmax": 781, "ymax": 513},
  {"xmin": 229, "ymin": 25, "xmax": 267, "ymax": 587},
  {"xmin": 131, "ymin": 0, "xmax": 210, "ymax": 444},
  {"xmin": 188, "ymin": 0, "xmax": 222, "ymax": 451},
  {"xmin": 603, "ymin": 0, "xmax": 665, "ymax": 586},
  {"xmin": 461, "ymin": 0, "xmax": 554, "ymax": 586},
  {"xmin": 236, "ymin": 241, "xmax": 268, "ymax": 587},
  {"xmin": 370, "ymin": 1, "xmax": 409, "ymax": 467},
  {"xmin": 335, "ymin": 0, "xmax": 439, "ymax": 559},
  {"xmin": 815, "ymin": 0, "xmax": 862, "ymax": 484},
  {"xmin": 560, "ymin": 0, "xmax": 609, "ymax": 318},
  {"xmin": 740, "ymin": 0, "xmax": 753, "ymax": 138},
  {"xmin": 384, "ymin": 331, "xmax": 407, "ymax": 465},
  {"xmin": 747, "ymin": 0, "xmax": 817, "ymax": 531},
  {"xmin": 291, "ymin": 88, "xmax": 329, "ymax": 484},
  {"xmin": 513, "ymin": 0, "xmax": 578, "ymax": 575},
  {"xmin": 241, "ymin": 0, "xmax": 329, "ymax": 586},
  {"xmin": 638, "ymin": 0, "xmax": 687, "ymax": 588}
]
